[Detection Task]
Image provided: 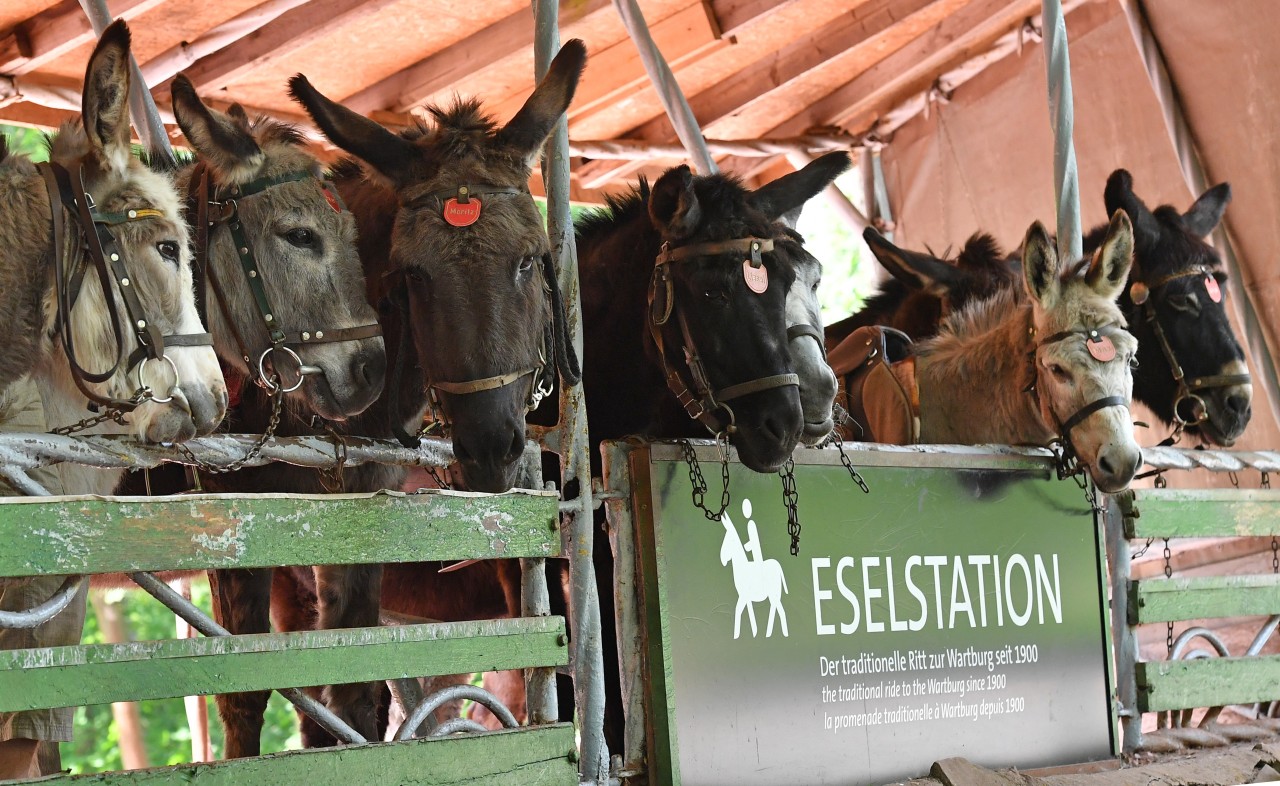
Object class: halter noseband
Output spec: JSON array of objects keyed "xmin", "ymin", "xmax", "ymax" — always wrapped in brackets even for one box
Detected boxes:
[
  {"xmin": 189, "ymin": 163, "xmax": 382, "ymax": 394},
  {"xmin": 1131, "ymin": 265, "xmax": 1251, "ymax": 427},
  {"xmin": 388, "ymin": 184, "xmax": 561, "ymax": 449},
  {"xmin": 39, "ymin": 161, "xmax": 214, "ymax": 412},
  {"xmin": 648, "ymin": 236, "xmax": 800, "ymax": 436},
  {"xmin": 1027, "ymin": 324, "xmax": 1130, "ymax": 470}
]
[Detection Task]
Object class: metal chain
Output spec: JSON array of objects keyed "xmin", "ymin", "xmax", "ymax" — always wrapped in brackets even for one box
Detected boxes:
[
  {"xmin": 424, "ymin": 463, "xmax": 452, "ymax": 491},
  {"xmin": 680, "ymin": 438, "xmax": 730, "ymax": 522},
  {"xmin": 828, "ymin": 435, "xmax": 871, "ymax": 494},
  {"xmin": 1131, "ymin": 537, "xmax": 1156, "ymax": 560},
  {"xmin": 1163, "ymin": 536, "xmax": 1174, "ymax": 657},
  {"xmin": 49, "ymin": 388, "xmax": 153, "ymax": 435},
  {"xmin": 1229, "ymin": 470, "xmax": 1240, "ymax": 488},
  {"xmin": 1262, "ymin": 471, "xmax": 1271, "ymax": 490},
  {"xmin": 780, "ymin": 456, "xmax": 800, "ymax": 556},
  {"xmin": 174, "ymin": 384, "xmax": 282, "ymax": 474},
  {"xmin": 316, "ymin": 419, "xmax": 349, "ymax": 494}
]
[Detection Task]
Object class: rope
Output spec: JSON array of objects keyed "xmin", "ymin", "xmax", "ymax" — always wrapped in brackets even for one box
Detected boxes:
[{"xmin": 1041, "ymin": 0, "xmax": 1083, "ymax": 262}]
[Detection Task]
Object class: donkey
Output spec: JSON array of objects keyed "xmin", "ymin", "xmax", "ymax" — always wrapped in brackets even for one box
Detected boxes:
[
  {"xmin": 911, "ymin": 213, "xmax": 1142, "ymax": 493},
  {"xmin": 578, "ymin": 152, "xmax": 851, "ymax": 472},
  {"xmin": 166, "ymin": 75, "xmax": 385, "ymax": 418},
  {"xmin": 1095, "ymin": 169, "xmax": 1251, "ymax": 445},
  {"xmin": 785, "ymin": 242, "xmax": 840, "ymax": 444},
  {"xmin": 195, "ymin": 42, "xmax": 587, "ymax": 757},
  {"xmin": 0, "ymin": 21, "xmax": 225, "ymax": 462},
  {"xmin": 824, "ymin": 230, "xmax": 1018, "ymax": 350}
]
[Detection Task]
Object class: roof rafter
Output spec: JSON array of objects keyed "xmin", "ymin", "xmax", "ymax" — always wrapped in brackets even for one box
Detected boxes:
[{"xmin": 0, "ymin": 0, "xmax": 165, "ymax": 75}]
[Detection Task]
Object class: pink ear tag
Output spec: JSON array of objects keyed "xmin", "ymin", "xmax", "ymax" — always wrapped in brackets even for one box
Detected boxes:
[
  {"xmin": 1086, "ymin": 331, "xmax": 1116, "ymax": 362},
  {"xmin": 1205, "ymin": 275, "xmax": 1223, "ymax": 303},
  {"xmin": 443, "ymin": 197, "xmax": 482, "ymax": 227},
  {"xmin": 743, "ymin": 260, "xmax": 768, "ymax": 294}
]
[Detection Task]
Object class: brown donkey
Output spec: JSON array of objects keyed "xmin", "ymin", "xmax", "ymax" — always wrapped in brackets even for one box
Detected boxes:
[{"xmin": 199, "ymin": 42, "xmax": 587, "ymax": 756}]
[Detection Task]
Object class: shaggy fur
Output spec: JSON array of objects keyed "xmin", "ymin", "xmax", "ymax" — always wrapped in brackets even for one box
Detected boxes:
[{"xmin": 916, "ymin": 216, "xmax": 1142, "ymax": 493}]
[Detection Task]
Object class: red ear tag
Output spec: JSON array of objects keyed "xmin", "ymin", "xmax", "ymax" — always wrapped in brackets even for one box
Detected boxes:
[
  {"xmin": 321, "ymin": 186, "xmax": 342, "ymax": 213},
  {"xmin": 743, "ymin": 260, "xmax": 768, "ymax": 294},
  {"xmin": 1087, "ymin": 332, "xmax": 1117, "ymax": 362},
  {"xmin": 443, "ymin": 197, "xmax": 482, "ymax": 227},
  {"xmin": 1205, "ymin": 275, "xmax": 1222, "ymax": 303}
]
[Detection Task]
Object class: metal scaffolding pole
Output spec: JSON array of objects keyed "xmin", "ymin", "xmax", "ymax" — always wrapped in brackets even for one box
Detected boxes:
[
  {"xmin": 531, "ymin": 2, "xmax": 609, "ymax": 782},
  {"xmin": 1118, "ymin": 0, "xmax": 1280, "ymax": 430},
  {"xmin": 612, "ymin": 0, "xmax": 717, "ymax": 174},
  {"xmin": 1040, "ymin": 0, "xmax": 1082, "ymax": 262}
]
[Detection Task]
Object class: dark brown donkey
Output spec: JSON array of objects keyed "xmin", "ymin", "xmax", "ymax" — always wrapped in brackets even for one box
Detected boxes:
[{"xmin": 200, "ymin": 42, "xmax": 587, "ymax": 756}]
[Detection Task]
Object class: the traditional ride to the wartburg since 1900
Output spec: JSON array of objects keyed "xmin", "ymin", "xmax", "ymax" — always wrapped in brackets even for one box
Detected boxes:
[{"xmin": 1, "ymin": 0, "xmax": 1279, "ymax": 784}]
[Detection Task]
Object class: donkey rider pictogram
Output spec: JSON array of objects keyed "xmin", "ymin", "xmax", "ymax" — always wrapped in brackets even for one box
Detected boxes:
[{"xmin": 720, "ymin": 499, "xmax": 790, "ymax": 639}]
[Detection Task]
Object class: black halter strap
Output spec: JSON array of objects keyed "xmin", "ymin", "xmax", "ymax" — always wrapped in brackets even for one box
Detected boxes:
[
  {"xmin": 1027, "ymin": 322, "xmax": 1131, "ymax": 466},
  {"xmin": 1131, "ymin": 265, "xmax": 1251, "ymax": 426},
  {"xmin": 647, "ymin": 235, "xmax": 799, "ymax": 435},
  {"xmin": 189, "ymin": 163, "xmax": 382, "ymax": 393},
  {"xmin": 39, "ymin": 161, "xmax": 212, "ymax": 412}
]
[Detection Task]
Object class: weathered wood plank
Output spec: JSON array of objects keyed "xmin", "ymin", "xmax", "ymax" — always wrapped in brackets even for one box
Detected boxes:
[
  {"xmin": 0, "ymin": 618, "xmax": 567, "ymax": 712},
  {"xmin": 0, "ymin": 490, "xmax": 559, "ymax": 577},
  {"xmin": 1130, "ymin": 574, "xmax": 1280, "ymax": 623},
  {"xmin": 29, "ymin": 725, "xmax": 577, "ymax": 784},
  {"xmin": 1124, "ymin": 489, "xmax": 1280, "ymax": 539},
  {"xmin": 0, "ymin": 0, "xmax": 164, "ymax": 75},
  {"xmin": 1137, "ymin": 655, "xmax": 1280, "ymax": 713}
]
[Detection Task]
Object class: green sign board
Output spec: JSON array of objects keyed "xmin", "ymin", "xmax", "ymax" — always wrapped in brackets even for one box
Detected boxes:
[{"xmin": 633, "ymin": 444, "xmax": 1115, "ymax": 785}]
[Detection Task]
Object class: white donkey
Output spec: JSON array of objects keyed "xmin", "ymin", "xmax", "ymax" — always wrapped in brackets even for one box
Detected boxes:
[{"xmin": 720, "ymin": 500, "xmax": 789, "ymax": 639}]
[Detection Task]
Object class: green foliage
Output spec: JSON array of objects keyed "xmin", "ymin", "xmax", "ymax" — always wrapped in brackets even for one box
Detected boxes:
[
  {"xmin": 63, "ymin": 581, "xmax": 300, "ymax": 775},
  {"xmin": 2, "ymin": 125, "xmax": 49, "ymax": 163}
]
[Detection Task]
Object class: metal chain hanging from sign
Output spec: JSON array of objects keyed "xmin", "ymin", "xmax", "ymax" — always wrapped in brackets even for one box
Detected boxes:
[
  {"xmin": 680, "ymin": 439, "xmax": 730, "ymax": 522},
  {"xmin": 780, "ymin": 457, "xmax": 800, "ymax": 555},
  {"xmin": 1163, "ymin": 536, "xmax": 1174, "ymax": 656}
]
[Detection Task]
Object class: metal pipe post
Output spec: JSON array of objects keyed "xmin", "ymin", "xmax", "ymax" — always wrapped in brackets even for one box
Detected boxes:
[
  {"xmin": 531, "ymin": 1, "xmax": 609, "ymax": 781},
  {"xmin": 612, "ymin": 0, "xmax": 717, "ymax": 174},
  {"xmin": 1103, "ymin": 497, "xmax": 1141, "ymax": 755},
  {"xmin": 1040, "ymin": 0, "xmax": 1082, "ymax": 262},
  {"xmin": 518, "ymin": 444, "xmax": 557, "ymax": 724},
  {"xmin": 1118, "ymin": 0, "xmax": 1280, "ymax": 430},
  {"xmin": 77, "ymin": 0, "xmax": 174, "ymax": 162}
]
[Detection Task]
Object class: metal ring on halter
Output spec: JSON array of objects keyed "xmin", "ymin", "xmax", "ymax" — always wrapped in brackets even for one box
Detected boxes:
[
  {"xmin": 136, "ymin": 354, "xmax": 179, "ymax": 404},
  {"xmin": 713, "ymin": 428, "xmax": 732, "ymax": 464},
  {"xmin": 257, "ymin": 345, "xmax": 306, "ymax": 394},
  {"xmin": 1173, "ymin": 392, "xmax": 1209, "ymax": 426},
  {"xmin": 530, "ymin": 376, "xmax": 554, "ymax": 410}
]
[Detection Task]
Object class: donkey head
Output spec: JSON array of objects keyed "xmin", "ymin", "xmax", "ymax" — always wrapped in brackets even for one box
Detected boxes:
[
  {"xmin": 171, "ymin": 76, "xmax": 385, "ymax": 421},
  {"xmin": 647, "ymin": 152, "xmax": 849, "ymax": 471},
  {"xmin": 1104, "ymin": 169, "xmax": 1250, "ymax": 445},
  {"xmin": 47, "ymin": 21, "xmax": 224, "ymax": 442},
  {"xmin": 1023, "ymin": 213, "xmax": 1141, "ymax": 493},
  {"xmin": 290, "ymin": 41, "xmax": 586, "ymax": 491},
  {"xmin": 863, "ymin": 228, "xmax": 1018, "ymax": 337}
]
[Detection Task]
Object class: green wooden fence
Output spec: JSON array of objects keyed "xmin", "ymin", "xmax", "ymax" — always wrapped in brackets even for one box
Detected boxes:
[
  {"xmin": 1116, "ymin": 488, "xmax": 1280, "ymax": 717},
  {"xmin": 0, "ymin": 489, "xmax": 578, "ymax": 785}
]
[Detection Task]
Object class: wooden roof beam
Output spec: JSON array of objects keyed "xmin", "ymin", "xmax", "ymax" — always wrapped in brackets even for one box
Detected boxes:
[
  {"xmin": 138, "ymin": 0, "xmax": 312, "ymax": 86},
  {"xmin": 340, "ymin": 0, "xmax": 610, "ymax": 116},
  {"xmin": 175, "ymin": 0, "xmax": 402, "ymax": 94},
  {"xmin": 0, "ymin": 0, "xmax": 165, "ymax": 76},
  {"xmin": 709, "ymin": 0, "xmax": 803, "ymax": 38},
  {"xmin": 761, "ymin": 0, "xmax": 1057, "ymax": 139}
]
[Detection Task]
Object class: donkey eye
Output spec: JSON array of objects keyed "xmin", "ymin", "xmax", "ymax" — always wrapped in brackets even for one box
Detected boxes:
[
  {"xmin": 407, "ymin": 269, "xmax": 428, "ymax": 285},
  {"xmin": 1048, "ymin": 363, "xmax": 1072, "ymax": 382},
  {"xmin": 1168, "ymin": 293, "xmax": 1199, "ymax": 313},
  {"xmin": 285, "ymin": 228, "xmax": 316, "ymax": 249},
  {"xmin": 704, "ymin": 289, "xmax": 728, "ymax": 304},
  {"xmin": 517, "ymin": 255, "xmax": 536, "ymax": 274},
  {"xmin": 156, "ymin": 240, "xmax": 181, "ymax": 264}
]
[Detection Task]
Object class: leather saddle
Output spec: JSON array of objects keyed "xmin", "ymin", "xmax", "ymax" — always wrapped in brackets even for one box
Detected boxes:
[{"xmin": 828, "ymin": 325, "xmax": 919, "ymax": 444}]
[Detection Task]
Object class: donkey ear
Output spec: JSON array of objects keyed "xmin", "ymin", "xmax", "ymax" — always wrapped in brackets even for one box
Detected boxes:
[
  {"xmin": 289, "ymin": 74, "xmax": 417, "ymax": 185},
  {"xmin": 1021, "ymin": 221, "xmax": 1061, "ymax": 308},
  {"xmin": 748, "ymin": 151, "xmax": 851, "ymax": 221},
  {"xmin": 649, "ymin": 165, "xmax": 701, "ymax": 240},
  {"xmin": 82, "ymin": 20, "xmax": 134, "ymax": 175},
  {"xmin": 1087, "ymin": 210, "xmax": 1134, "ymax": 301},
  {"xmin": 863, "ymin": 227, "xmax": 959, "ymax": 298},
  {"xmin": 495, "ymin": 39, "xmax": 587, "ymax": 167},
  {"xmin": 172, "ymin": 75, "xmax": 263, "ymax": 178},
  {"xmin": 1103, "ymin": 169, "xmax": 1161, "ymax": 247},
  {"xmin": 1182, "ymin": 182, "xmax": 1231, "ymax": 237}
]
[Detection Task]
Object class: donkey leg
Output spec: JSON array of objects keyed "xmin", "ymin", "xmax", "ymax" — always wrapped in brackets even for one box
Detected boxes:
[
  {"xmin": 745, "ymin": 602, "xmax": 759, "ymax": 637},
  {"xmin": 314, "ymin": 563, "xmax": 383, "ymax": 744},
  {"xmin": 766, "ymin": 603, "xmax": 776, "ymax": 638},
  {"xmin": 209, "ymin": 568, "xmax": 273, "ymax": 759}
]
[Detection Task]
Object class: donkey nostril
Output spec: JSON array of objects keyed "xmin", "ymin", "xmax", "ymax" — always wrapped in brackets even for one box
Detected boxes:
[
  {"xmin": 1227, "ymin": 394, "xmax": 1250, "ymax": 417},
  {"xmin": 1097, "ymin": 454, "xmax": 1115, "ymax": 477},
  {"xmin": 505, "ymin": 429, "xmax": 525, "ymax": 463}
]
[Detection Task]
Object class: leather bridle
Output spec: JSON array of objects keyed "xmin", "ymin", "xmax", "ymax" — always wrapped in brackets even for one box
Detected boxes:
[
  {"xmin": 1130, "ymin": 265, "xmax": 1251, "ymax": 428},
  {"xmin": 648, "ymin": 235, "xmax": 800, "ymax": 436},
  {"xmin": 187, "ymin": 163, "xmax": 382, "ymax": 394},
  {"xmin": 1026, "ymin": 322, "xmax": 1131, "ymax": 470},
  {"xmin": 39, "ymin": 161, "xmax": 213, "ymax": 412},
  {"xmin": 388, "ymin": 184, "xmax": 566, "ymax": 449}
]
